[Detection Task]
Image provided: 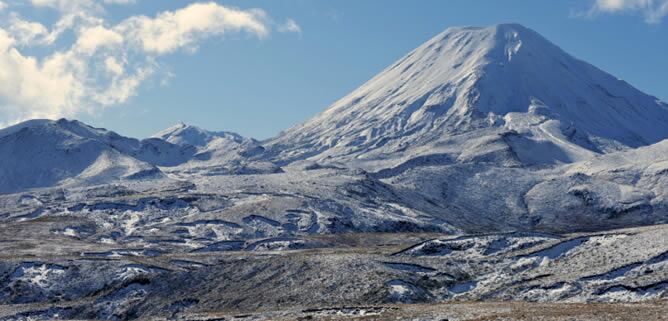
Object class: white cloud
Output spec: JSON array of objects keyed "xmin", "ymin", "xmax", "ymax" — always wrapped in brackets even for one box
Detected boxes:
[
  {"xmin": 6, "ymin": 11, "xmax": 104, "ymax": 47},
  {"xmin": 8, "ymin": 15, "xmax": 49, "ymax": 46},
  {"xmin": 587, "ymin": 0, "xmax": 668, "ymax": 23},
  {"xmin": 0, "ymin": 30, "xmax": 84, "ymax": 120},
  {"xmin": 279, "ymin": 19, "xmax": 301, "ymax": 34},
  {"xmin": 0, "ymin": 2, "xmax": 295, "ymax": 125},
  {"xmin": 0, "ymin": 1, "xmax": 7, "ymax": 11},
  {"xmin": 46, "ymin": 13, "xmax": 104, "ymax": 45},
  {"xmin": 75, "ymin": 25, "xmax": 123, "ymax": 54},
  {"xmin": 104, "ymin": 56, "xmax": 124, "ymax": 76},
  {"xmin": 117, "ymin": 2, "xmax": 269, "ymax": 54}
]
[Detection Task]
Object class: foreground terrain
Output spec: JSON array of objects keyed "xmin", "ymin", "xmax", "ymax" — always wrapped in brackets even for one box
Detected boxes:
[{"xmin": 0, "ymin": 215, "xmax": 665, "ymax": 320}]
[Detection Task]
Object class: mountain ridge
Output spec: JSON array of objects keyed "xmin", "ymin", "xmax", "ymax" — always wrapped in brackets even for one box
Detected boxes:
[
  {"xmin": 0, "ymin": 119, "xmax": 163, "ymax": 193},
  {"xmin": 152, "ymin": 122, "xmax": 256, "ymax": 148},
  {"xmin": 0, "ymin": 23, "xmax": 666, "ymax": 232}
]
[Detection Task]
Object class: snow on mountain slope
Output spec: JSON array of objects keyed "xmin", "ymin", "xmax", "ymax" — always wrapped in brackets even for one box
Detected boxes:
[
  {"xmin": 0, "ymin": 119, "xmax": 162, "ymax": 194},
  {"xmin": 524, "ymin": 140, "xmax": 668, "ymax": 231},
  {"xmin": 153, "ymin": 122, "xmax": 255, "ymax": 148},
  {"xmin": 567, "ymin": 139, "xmax": 668, "ymax": 179},
  {"xmin": 548, "ymin": 139, "xmax": 668, "ymax": 214},
  {"xmin": 267, "ymin": 24, "xmax": 668, "ymax": 169},
  {"xmin": 38, "ymin": 119, "xmax": 196, "ymax": 167},
  {"xmin": 382, "ymin": 138, "xmax": 668, "ymax": 233},
  {"xmin": 0, "ymin": 119, "xmax": 278, "ymax": 194},
  {"xmin": 153, "ymin": 123, "xmax": 280, "ymax": 177}
]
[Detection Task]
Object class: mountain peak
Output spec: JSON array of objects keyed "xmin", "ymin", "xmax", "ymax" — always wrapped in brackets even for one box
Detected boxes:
[
  {"xmin": 268, "ymin": 23, "xmax": 668, "ymax": 166},
  {"xmin": 0, "ymin": 118, "xmax": 114, "ymax": 143},
  {"xmin": 159, "ymin": 122, "xmax": 191, "ymax": 133},
  {"xmin": 153, "ymin": 123, "xmax": 252, "ymax": 148},
  {"xmin": 0, "ymin": 118, "xmax": 162, "ymax": 193}
]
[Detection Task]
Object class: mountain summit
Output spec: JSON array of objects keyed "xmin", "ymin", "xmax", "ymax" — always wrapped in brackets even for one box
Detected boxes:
[
  {"xmin": 0, "ymin": 119, "xmax": 163, "ymax": 193},
  {"xmin": 152, "ymin": 123, "xmax": 254, "ymax": 148},
  {"xmin": 268, "ymin": 24, "xmax": 668, "ymax": 167}
]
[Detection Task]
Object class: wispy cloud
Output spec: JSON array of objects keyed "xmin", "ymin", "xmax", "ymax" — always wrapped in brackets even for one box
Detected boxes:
[
  {"xmin": 583, "ymin": 0, "xmax": 668, "ymax": 23},
  {"xmin": 279, "ymin": 19, "xmax": 301, "ymax": 34},
  {"xmin": 118, "ymin": 3, "xmax": 270, "ymax": 55},
  {"xmin": 0, "ymin": 1, "xmax": 299, "ymax": 125}
]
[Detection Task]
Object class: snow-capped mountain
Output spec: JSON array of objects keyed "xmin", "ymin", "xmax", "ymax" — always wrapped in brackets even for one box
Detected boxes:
[
  {"xmin": 0, "ymin": 23, "xmax": 665, "ymax": 226},
  {"xmin": 153, "ymin": 122, "xmax": 256, "ymax": 148},
  {"xmin": 0, "ymin": 119, "xmax": 277, "ymax": 194},
  {"xmin": 37, "ymin": 118, "xmax": 196, "ymax": 167},
  {"xmin": 152, "ymin": 123, "xmax": 280, "ymax": 176},
  {"xmin": 268, "ymin": 24, "xmax": 668, "ymax": 168},
  {"xmin": 0, "ymin": 119, "xmax": 163, "ymax": 193}
]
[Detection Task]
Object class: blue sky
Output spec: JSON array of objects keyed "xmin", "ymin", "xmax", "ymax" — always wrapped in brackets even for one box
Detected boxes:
[{"xmin": 0, "ymin": 0, "xmax": 666, "ymax": 139}]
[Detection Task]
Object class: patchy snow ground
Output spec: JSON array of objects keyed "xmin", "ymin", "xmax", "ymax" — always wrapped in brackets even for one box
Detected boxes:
[{"xmin": 0, "ymin": 219, "xmax": 665, "ymax": 319}]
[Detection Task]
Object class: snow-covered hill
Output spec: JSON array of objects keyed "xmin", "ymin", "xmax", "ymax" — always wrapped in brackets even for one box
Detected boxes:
[
  {"xmin": 152, "ymin": 123, "xmax": 280, "ymax": 177},
  {"xmin": 382, "ymin": 138, "xmax": 668, "ymax": 233},
  {"xmin": 267, "ymin": 24, "xmax": 668, "ymax": 169},
  {"xmin": 153, "ymin": 122, "xmax": 256, "ymax": 148},
  {"xmin": 0, "ymin": 119, "xmax": 163, "ymax": 194},
  {"xmin": 0, "ymin": 119, "xmax": 278, "ymax": 194}
]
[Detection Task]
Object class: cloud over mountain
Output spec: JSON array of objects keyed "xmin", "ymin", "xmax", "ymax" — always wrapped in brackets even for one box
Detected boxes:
[{"xmin": 0, "ymin": 1, "xmax": 299, "ymax": 126}]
